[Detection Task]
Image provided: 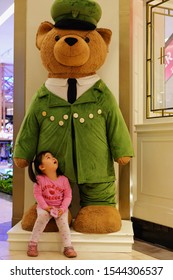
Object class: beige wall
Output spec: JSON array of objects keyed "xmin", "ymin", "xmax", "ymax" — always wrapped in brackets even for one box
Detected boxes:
[{"xmin": 13, "ymin": 0, "xmax": 120, "ymax": 222}]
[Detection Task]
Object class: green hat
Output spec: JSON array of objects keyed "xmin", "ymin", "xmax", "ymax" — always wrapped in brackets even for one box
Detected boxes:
[{"xmin": 51, "ymin": 0, "xmax": 102, "ymax": 30}]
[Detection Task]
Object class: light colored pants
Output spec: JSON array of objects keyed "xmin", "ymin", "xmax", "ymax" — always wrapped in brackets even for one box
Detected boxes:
[{"xmin": 30, "ymin": 206, "xmax": 72, "ymax": 248}]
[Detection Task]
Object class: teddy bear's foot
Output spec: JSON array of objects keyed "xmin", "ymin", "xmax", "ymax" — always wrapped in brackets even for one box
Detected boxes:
[
  {"xmin": 73, "ymin": 205, "xmax": 121, "ymax": 233},
  {"xmin": 21, "ymin": 204, "xmax": 72, "ymax": 232}
]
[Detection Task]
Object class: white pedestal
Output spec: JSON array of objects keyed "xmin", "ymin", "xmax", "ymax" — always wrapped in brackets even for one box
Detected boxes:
[{"xmin": 8, "ymin": 220, "xmax": 134, "ymax": 253}]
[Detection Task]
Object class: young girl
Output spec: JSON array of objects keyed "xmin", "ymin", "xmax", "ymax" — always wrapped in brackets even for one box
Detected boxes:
[{"xmin": 27, "ymin": 151, "xmax": 77, "ymax": 258}]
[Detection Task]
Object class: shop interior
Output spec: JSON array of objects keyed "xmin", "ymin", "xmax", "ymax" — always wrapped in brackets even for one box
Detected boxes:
[
  {"xmin": 0, "ymin": 0, "xmax": 14, "ymax": 193},
  {"xmin": 0, "ymin": 63, "xmax": 13, "ymax": 163},
  {"xmin": 0, "ymin": 63, "xmax": 13, "ymax": 195}
]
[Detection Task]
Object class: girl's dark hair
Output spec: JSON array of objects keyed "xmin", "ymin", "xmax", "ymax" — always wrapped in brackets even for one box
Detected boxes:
[{"xmin": 28, "ymin": 151, "xmax": 62, "ymax": 183}]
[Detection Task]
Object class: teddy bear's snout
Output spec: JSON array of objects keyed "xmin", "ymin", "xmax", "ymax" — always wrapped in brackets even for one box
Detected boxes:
[{"xmin": 65, "ymin": 37, "xmax": 78, "ymax": 46}]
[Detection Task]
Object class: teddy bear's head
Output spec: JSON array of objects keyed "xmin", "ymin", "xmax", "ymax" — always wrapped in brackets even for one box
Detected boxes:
[
  {"xmin": 36, "ymin": 22, "xmax": 112, "ymax": 79},
  {"xmin": 36, "ymin": 0, "xmax": 112, "ymax": 79}
]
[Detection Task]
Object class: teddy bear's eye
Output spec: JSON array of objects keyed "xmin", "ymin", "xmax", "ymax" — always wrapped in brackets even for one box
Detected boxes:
[
  {"xmin": 85, "ymin": 37, "xmax": 90, "ymax": 43},
  {"xmin": 55, "ymin": 35, "xmax": 60, "ymax": 41}
]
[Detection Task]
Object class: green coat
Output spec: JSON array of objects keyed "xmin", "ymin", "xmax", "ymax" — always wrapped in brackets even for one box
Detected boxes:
[{"xmin": 14, "ymin": 79, "xmax": 134, "ymax": 184}]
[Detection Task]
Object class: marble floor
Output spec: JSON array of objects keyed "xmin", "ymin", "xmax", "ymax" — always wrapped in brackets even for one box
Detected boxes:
[{"xmin": 1, "ymin": 192, "xmax": 173, "ymax": 260}]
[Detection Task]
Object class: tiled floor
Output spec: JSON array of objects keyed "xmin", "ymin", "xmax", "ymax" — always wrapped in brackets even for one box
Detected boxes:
[
  {"xmin": 1, "ymin": 192, "xmax": 173, "ymax": 260},
  {"xmin": 0, "ymin": 192, "xmax": 12, "ymax": 241},
  {"xmin": 0, "ymin": 241, "xmax": 158, "ymax": 260}
]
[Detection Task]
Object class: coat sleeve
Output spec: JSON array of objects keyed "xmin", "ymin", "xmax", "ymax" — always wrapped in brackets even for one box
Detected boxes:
[
  {"xmin": 105, "ymin": 91, "xmax": 134, "ymax": 161},
  {"xmin": 13, "ymin": 93, "xmax": 40, "ymax": 162}
]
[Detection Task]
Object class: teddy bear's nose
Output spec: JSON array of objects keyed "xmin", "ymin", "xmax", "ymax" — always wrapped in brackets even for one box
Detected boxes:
[{"xmin": 65, "ymin": 37, "xmax": 78, "ymax": 46}]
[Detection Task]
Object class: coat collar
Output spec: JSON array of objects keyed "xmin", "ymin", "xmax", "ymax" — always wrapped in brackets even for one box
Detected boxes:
[{"xmin": 38, "ymin": 80, "xmax": 106, "ymax": 107}]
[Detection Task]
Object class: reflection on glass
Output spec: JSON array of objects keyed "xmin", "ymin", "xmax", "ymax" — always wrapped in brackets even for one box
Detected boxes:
[
  {"xmin": 146, "ymin": 0, "xmax": 173, "ymax": 118},
  {"xmin": 153, "ymin": 13, "xmax": 173, "ymax": 110}
]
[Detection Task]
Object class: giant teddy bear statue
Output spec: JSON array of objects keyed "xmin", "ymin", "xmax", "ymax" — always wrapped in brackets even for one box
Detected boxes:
[{"xmin": 14, "ymin": 0, "xmax": 134, "ymax": 233}]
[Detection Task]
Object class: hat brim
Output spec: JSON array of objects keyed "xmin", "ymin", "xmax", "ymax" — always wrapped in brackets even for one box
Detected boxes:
[{"xmin": 54, "ymin": 19, "xmax": 96, "ymax": 30}]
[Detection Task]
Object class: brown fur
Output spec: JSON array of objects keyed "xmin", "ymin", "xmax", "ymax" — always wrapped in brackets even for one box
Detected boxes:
[
  {"xmin": 36, "ymin": 22, "xmax": 112, "ymax": 78},
  {"xmin": 73, "ymin": 206, "xmax": 122, "ymax": 233}
]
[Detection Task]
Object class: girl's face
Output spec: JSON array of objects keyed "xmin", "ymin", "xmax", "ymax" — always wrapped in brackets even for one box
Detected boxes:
[{"xmin": 39, "ymin": 152, "xmax": 58, "ymax": 173}]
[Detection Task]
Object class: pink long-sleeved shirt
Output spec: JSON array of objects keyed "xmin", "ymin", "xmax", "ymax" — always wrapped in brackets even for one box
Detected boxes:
[{"xmin": 33, "ymin": 175, "xmax": 72, "ymax": 212}]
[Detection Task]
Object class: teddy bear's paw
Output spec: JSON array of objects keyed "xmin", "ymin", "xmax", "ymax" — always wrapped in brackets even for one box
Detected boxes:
[
  {"xmin": 73, "ymin": 205, "xmax": 122, "ymax": 233},
  {"xmin": 21, "ymin": 204, "xmax": 72, "ymax": 232},
  {"xmin": 116, "ymin": 156, "xmax": 131, "ymax": 165},
  {"xmin": 13, "ymin": 157, "xmax": 29, "ymax": 168}
]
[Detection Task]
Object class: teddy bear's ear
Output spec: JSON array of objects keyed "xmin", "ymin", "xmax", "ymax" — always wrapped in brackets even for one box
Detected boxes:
[
  {"xmin": 96, "ymin": 28, "xmax": 112, "ymax": 46},
  {"xmin": 36, "ymin": 21, "xmax": 54, "ymax": 50}
]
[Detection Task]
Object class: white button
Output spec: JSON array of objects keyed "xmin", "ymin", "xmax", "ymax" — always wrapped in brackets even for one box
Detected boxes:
[
  {"xmin": 80, "ymin": 118, "xmax": 85, "ymax": 123},
  {"xmin": 42, "ymin": 111, "xmax": 47, "ymax": 117},
  {"xmin": 63, "ymin": 114, "xmax": 69, "ymax": 120},
  {"xmin": 73, "ymin": 113, "xmax": 79, "ymax": 119},
  {"xmin": 97, "ymin": 109, "xmax": 102, "ymax": 115},
  {"xmin": 50, "ymin": 116, "xmax": 55, "ymax": 121},
  {"xmin": 59, "ymin": 121, "xmax": 64, "ymax": 126},
  {"xmin": 89, "ymin": 113, "xmax": 94, "ymax": 119}
]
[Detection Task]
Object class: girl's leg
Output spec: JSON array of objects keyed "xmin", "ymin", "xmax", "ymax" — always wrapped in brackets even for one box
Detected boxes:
[
  {"xmin": 55, "ymin": 210, "xmax": 72, "ymax": 248},
  {"xmin": 55, "ymin": 210, "xmax": 77, "ymax": 257},
  {"xmin": 27, "ymin": 207, "xmax": 52, "ymax": 257},
  {"xmin": 30, "ymin": 206, "xmax": 51, "ymax": 243}
]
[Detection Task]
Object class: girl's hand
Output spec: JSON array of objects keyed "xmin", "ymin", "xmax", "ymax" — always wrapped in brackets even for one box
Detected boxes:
[{"xmin": 45, "ymin": 206, "xmax": 52, "ymax": 213}]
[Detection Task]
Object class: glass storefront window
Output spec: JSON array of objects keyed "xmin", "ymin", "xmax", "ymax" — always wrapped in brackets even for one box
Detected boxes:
[{"xmin": 146, "ymin": 0, "xmax": 173, "ymax": 118}]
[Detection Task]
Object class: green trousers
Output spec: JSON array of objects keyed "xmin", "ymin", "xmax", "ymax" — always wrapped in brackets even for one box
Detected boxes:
[{"xmin": 78, "ymin": 181, "xmax": 116, "ymax": 207}]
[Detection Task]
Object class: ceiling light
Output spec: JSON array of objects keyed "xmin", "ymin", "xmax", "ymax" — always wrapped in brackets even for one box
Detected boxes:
[{"xmin": 0, "ymin": 3, "xmax": 14, "ymax": 27}]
